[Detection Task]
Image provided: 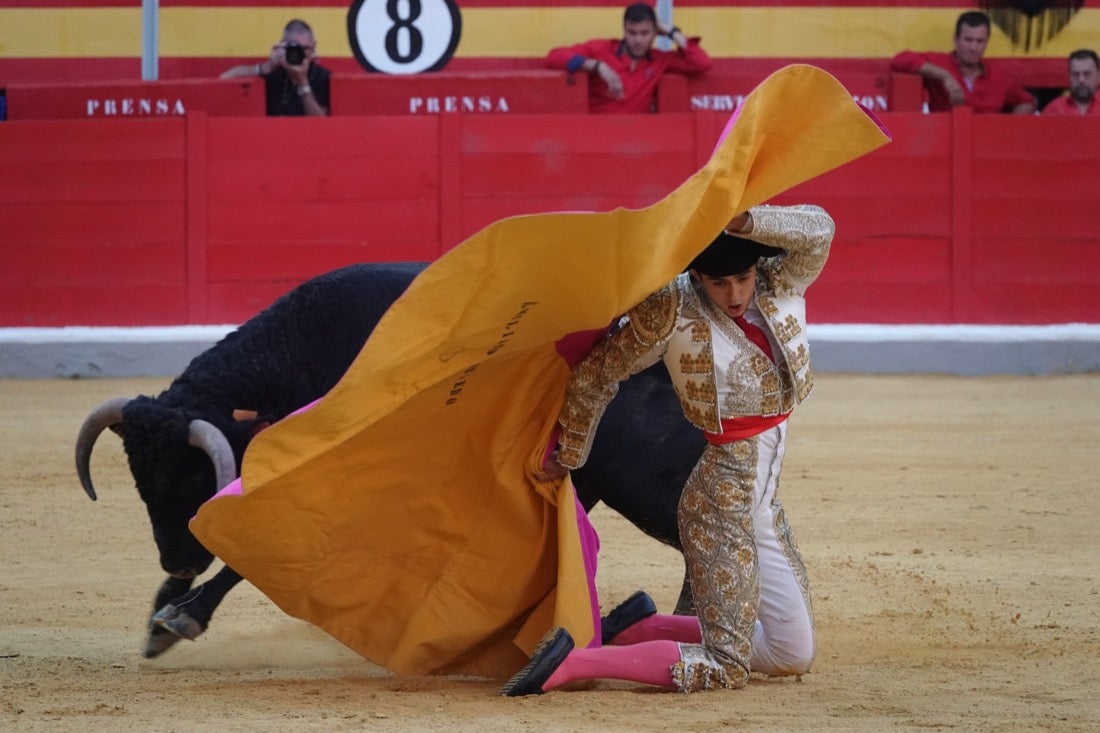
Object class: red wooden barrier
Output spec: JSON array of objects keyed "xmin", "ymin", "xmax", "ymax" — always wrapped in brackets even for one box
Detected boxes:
[
  {"xmin": 1, "ymin": 117, "xmax": 189, "ymax": 326},
  {"xmin": 657, "ymin": 58, "xmax": 1066, "ymax": 114},
  {"xmin": 331, "ymin": 71, "xmax": 587, "ymax": 115},
  {"xmin": 3, "ymin": 79, "xmax": 265, "ymax": 120},
  {"xmin": 2, "ymin": 110, "xmax": 1098, "ymax": 327},
  {"xmin": 778, "ymin": 113, "xmax": 956, "ymax": 323},
  {"xmin": 2, "ymin": 72, "xmax": 587, "ymax": 121},
  {"xmin": 2, "ymin": 60, "xmax": 1061, "ymax": 122},
  {"xmin": 195, "ymin": 114, "xmax": 446, "ymax": 321},
  {"xmin": 665, "ymin": 63, "xmax": 893, "ymax": 114}
]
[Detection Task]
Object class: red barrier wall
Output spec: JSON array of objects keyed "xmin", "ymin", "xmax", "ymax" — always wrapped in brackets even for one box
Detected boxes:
[
  {"xmin": 2, "ymin": 118, "xmax": 191, "ymax": 324},
  {"xmin": 3, "ymin": 73, "xmax": 588, "ymax": 120},
  {"xmin": 3, "ymin": 109, "xmax": 1098, "ymax": 327},
  {"xmin": 331, "ymin": 71, "xmax": 588, "ymax": 115},
  {"xmin": 4, "ymin": 79, "xmax": 266, "ymax": 120},
  {"xmin": 0, "ymin": 62, "xmax": 1058, "ymax": 121}
]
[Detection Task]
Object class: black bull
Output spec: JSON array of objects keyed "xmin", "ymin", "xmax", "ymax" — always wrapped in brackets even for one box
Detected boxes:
[{"xmin": 76, "ymin": 262, "xmax": 704, "ymax": 657}]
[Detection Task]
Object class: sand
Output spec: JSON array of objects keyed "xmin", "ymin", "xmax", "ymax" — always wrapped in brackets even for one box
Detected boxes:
[{"xmin": 2, "ymin": 374, "xmax": 1098, "ymax": 732}]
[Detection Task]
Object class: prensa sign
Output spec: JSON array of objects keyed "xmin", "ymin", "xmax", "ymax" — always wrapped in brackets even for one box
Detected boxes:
[{"xmin": 85, "ymin": 98, "xmax": 187, "ymax": 117}]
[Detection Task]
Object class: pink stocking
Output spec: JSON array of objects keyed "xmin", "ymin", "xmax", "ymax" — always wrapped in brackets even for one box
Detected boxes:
[
  {"xmin": 544, "ymin": 640, "xmax": 682, "ymax": 691},
  {"xmin": 607, "ymin": 613, "xmax": 703, "ymax": 646}
]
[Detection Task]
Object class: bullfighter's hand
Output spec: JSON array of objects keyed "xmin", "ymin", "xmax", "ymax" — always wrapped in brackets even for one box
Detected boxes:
[
  {"xmin": 535, "ymin": 456, "xmax": 569, "ymax": 483},
  {"xmin": 725, "ymin": 211, "xmax": 753, "ymax": 234}
]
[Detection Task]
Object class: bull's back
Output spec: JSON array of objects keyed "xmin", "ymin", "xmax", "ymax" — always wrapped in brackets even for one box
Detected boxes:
[{"xmin": 179, "ymin": 262, "xmax": 428, "ymax": 418}]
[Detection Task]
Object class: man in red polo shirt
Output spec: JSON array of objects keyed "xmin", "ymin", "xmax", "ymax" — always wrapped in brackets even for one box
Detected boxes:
[
  {"xmin": 890, "ymin": 10, "xmax": 1034, "ymax": 114},
  {"xmin": 1043, "ymin": 49, "xmax": 1100, "ymax": 116},
  {"xmin": 546, "ymin": 2, "xmax": 712, "ymax": 114}
]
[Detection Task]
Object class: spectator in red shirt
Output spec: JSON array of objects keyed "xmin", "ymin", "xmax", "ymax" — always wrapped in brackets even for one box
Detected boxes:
[
  {"xmin": 545, "ymin": 2, "xmax": 712, "ymax": 114},
  {"xmin": 890, "ymin": 11, "xmax": 1034, "ymax": 114},
  {"xmin": 1043, "ymin": 49, "xmax": 1100, "ymax": 116}
]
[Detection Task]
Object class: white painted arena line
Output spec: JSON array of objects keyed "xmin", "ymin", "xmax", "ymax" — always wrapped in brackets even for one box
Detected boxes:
[
  {"xmin": 0, "ymin": 325, "xmax": 238, "ymax": 344},
  {"xmin": 807, "ymin": 323, "xmax": 1100, "ymax": 342},
  {"xmin": 3, "ymin": 323, "xmax": 1099, "ymax": 343},
  {"xmin": 1, "ymin": 324, "xmax": 1099, "ymax": 377}
]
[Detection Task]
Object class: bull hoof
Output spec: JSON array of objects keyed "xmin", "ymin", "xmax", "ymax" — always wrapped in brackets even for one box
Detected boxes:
[
  {"xmin": 143, "ymin": 625, "xmax": 183, "ymax": 658},
  {"xmin": 151, "ymin": 603, "xmax": 205, "ymax": 641}
]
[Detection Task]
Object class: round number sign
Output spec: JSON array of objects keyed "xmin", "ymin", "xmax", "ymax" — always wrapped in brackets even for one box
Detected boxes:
[{"xmin": 347, "ymin": 0, "xmax": 463, "ymax": 74}]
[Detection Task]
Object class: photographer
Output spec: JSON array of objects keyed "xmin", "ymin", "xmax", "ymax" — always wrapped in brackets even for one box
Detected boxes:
[{"xmin": 220, "ymin": 19, "xmax": 330, "ymax": 117}]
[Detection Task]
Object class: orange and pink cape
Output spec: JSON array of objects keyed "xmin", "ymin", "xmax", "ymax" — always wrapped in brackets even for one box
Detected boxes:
[{"xmin": 190, "ymin": 64, "xmax": 891, "ymax": 679}]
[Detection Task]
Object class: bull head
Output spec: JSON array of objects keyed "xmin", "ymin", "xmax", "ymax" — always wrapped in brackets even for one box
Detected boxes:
[{"xmin": 75, "ymin": 397, "xmax": 238, "ymax": 577}]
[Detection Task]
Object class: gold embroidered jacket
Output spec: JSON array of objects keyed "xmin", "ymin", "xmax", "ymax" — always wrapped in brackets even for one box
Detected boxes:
[{"xmin": 557, "ymin": 204, "xmax": 834, "ymax": 469}]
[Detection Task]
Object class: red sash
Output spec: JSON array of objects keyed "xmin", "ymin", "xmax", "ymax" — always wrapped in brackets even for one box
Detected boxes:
[{"xmin": 705, "ymin": 412, "xmax": 790, "ymax": 445}]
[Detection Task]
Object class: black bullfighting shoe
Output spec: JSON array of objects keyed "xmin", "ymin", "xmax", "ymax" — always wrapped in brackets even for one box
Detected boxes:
[
  {"xmin": 600, "ymin": 590, "xmax": 658, "ymax": 644},
  {"xmin": 500, "ymin": 627, "xmax": 574, "ymax": 697}
]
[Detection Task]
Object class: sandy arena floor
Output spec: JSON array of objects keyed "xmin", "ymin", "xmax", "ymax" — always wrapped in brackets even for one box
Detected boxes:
[{"xmin": 1, "ymin": 374, "xmax": 1098, "ymax": 732}]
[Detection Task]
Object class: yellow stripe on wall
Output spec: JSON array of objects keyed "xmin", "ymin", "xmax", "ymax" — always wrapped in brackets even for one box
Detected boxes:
[
  {"xmin": 471, "ymin": 7, "xmax": 1100, "ymax": 58},
  {"xmin": 3, "ymin": 7, "xmax": 1098, "ymax": 59},
  {"xmin": 1, "ymin": 9, "xmax": 143, "ymax": 56}
]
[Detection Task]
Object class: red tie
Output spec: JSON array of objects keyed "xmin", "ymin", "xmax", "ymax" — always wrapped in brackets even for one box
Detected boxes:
[{"xmin": 735, "ymin": 316, "xmax": 774, "ymax": 362}]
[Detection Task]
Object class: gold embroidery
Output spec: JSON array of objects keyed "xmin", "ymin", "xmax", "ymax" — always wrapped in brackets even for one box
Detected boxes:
[
  {"xmin": 689, "ymin": 320, "xmax": 709, "ymax": 343},
  {"xmin": 558, "ymin": 286, "xmax": 680, "ymax": 467},
  {"xmin": 768, "ymin": 270, "xmax": 797, "ymax": 297},
  {"xmin": 773, "ymin": 314, "xmax": 801, "ymax": 344},
  {"xmin": 670, "ymin": 646, "xmax": 737, "ymax": 693},
  {"xmin": 788, "ymin": 344, "xmax": 809, "ymax": 373},
  {"xmin": 672, "ymin": 442, "xmax": 759, "ymax": 692},
  {"xmin": 750, "ymin": 204, "xmax": 833, "ymax": 290},
  {"xmin": 797, "ymin": 370, "xmax": 814, "ymax": 401},
  {"xmin": 628, "ymin": 283, "xmax": 678, "ymax": 344},
  {"xmin": 680, "ymin": 350, "xmax": 711, "ymax": 375},
  {"xmin": 683, "ymin": 403, "xmax": 719, "ymax": 430},
  {"xmin": 684, "ymin": 379, "xmax": 716, "ymax": 402}
]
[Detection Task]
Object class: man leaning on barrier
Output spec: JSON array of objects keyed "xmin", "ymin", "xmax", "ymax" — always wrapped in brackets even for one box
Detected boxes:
[
  {"xmin": 890, "ymin": 10, "xmax": 1035, "ymax": 115},
  {"xmin": 545, "ymin": 2, "xmax": 712, "ymax": 114}
]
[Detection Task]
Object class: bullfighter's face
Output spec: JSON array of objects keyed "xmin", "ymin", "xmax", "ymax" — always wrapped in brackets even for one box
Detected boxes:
[{"xmin": 693, "ymin": 266, "xmax": 758, "ymax": 321}]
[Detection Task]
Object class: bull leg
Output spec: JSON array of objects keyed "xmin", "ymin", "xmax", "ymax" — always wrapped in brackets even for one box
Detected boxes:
[
  {"xmin": 673, "ymin": 568, "xmax": 697, "ymax": 616},
  {"xmin": 144, "ymin": 576, "xmax": 195, "ymax": 657},
  {"xmin": 144, "ymin": 566, "xmax": 244, "ymax": 657}
]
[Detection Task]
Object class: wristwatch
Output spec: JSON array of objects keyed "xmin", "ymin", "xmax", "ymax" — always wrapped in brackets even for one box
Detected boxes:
[
  {"xmin": 666, "ymin": 26, "xmax": 681, "ymax": 37},
  {"xmin": 296, "ymin": 84, "xmax": 312, "ymax": 97}
]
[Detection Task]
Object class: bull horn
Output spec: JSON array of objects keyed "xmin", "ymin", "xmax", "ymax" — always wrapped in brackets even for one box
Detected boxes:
[
  {"xmin": 187, "ymin": 420, "xmax": 237, "ymax": 490},
  {"xmin": 75, "ymin": 397, "xmax": 130, "ymax": 501}
]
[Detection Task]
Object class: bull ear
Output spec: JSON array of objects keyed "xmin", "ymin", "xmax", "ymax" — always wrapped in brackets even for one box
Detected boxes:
[
  {"xmin": 75, "ymin": 397, "xmax": 131, "ymax": 501},
  {"xmin": 187, "ymin": 420, "xmax": 238, "ymax": 491}
]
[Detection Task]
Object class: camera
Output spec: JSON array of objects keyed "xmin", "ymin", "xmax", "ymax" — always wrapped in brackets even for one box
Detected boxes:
[{"xmin": 284, "ymin": 42, "xmax": 306, "ymax": 65}]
